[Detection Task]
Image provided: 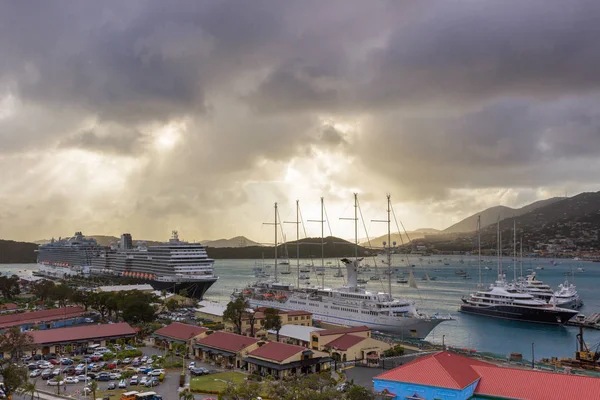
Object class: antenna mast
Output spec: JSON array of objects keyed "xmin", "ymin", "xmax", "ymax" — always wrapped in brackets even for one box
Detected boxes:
[{"xmin": 321, "ymin": 197, "xmax": 325, "ymax": 289}]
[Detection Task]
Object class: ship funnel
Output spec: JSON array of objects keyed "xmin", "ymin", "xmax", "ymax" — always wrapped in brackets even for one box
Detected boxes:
[{"xmin": 341, "ymin": 258, "xmax": 363, "ymax": 288}]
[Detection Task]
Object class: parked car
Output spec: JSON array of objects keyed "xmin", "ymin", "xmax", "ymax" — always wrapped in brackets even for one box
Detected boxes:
[
  {"xmin": 129, "ymin": 376, "xmax": 139, "ymax": 385},
  {"xmin": 47, "ymin": 379, "xmax": 65, "ymax": 386},
  {"xmin": 109, "ymin": 372, "xmax": 121, "ymax": 380},
  {"xmin": 60, "ymin": 358, "xmax": 73, "ymax": 365},
  {"xmin": 29, "ymin": 369, "xmax": 41, "ymax": 378},
  {"xmin": 132, "ymin": 360, "xmax": 141, "ymax": 367},
  {"xmin": 139, "ymin": 376, "xmax": 148, "ymax": 386},
  {"xmin": 97, "ymin": 373, "xmax": 111, "ymax": 382},
  {"xmin": 124, "ymin": 346, "xmax": 136, "ymax": 351},
  {"xmin": 190, "ymin": 367, "xmax": 209, "ymax": 376},
  {"xmin": 91, "ymin": 365, "xmax": 102, "ymax": 372},
  {"xmin": 139, "ymin": 367, "xmax": 152, "ymax": 374},
  {"xmin": 43, "ymin": 353, "xmax": 57, "ymax": 360},
  {"xmin": 107, "ymin": 382, "xmax": 116, "ymax": 390},
  {"xmin": 77, "ymin": 375, "xmax": 92, "ymax": 382},
  {"xmin": 41, "ymin": 369, "xmax": 53, "ymax": 380},
  {"xmin": 84, "ymin": 318, "xmax": 94, "ymax": 323},
  {"xmin": 107, "ymin": 362, "xmax": 117, "ymax": 369},
  {"xmin": 27, "ymin": 363, "xmax": 39, "ymax": 370},
  {"xmin": 33, "ymin": 354, "xmax": 43, "ymax": 361},
  {"xmin": 145, "ymin": 377, "xmax": 159, "ymax": 387},
  {"xmin": 122, "ymin": 358, "xmax": 131, "ymax": 364},
  {"xmin": 49, "ymin": 359, "xmax": 60, "ymax": 365},
  {"xmin": 38, "ymin": 361, "xmax": 52, "ymax": 369},
  {"xmin": 64, "ymin": 377, "xmax": 79, "ymax": 384},
  {"xmin": 188, "ymin": 361, "xmax": 196, "ymax": 370},
  {"xmin": 149, "ymin": 369, "xmax": 165, "ymax": 377},
  {"xmin": 87, "ymin": 372, "xmax": 98, "ymax": 380},
  {"xmin": 118, "ymin": 379, "xmax": 127, "ymax": 389},
  {"xmin": 52, "ymin": 368, "xmax": 61, "ymax": 377},
  {"xmin": 21, "ymin": 355, "xmax": 33, "ymax": 362}
]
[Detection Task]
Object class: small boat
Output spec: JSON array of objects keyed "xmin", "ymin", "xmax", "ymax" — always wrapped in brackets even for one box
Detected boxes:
[
  {"xmin": 279, "ymin": 260, "xmax": 290, "ymax": 265},
  {"xmin": 397, "ymin": 278, "xmax": 408, "ymax": 284},
  {"xmin": 357, "ymin": 278, "xmax": 368, "ymax": 284},
  {"xmin": 316, "ymin": 272, "xmax": 325, "ymax": 276},
  {"xmin": 370, "ymin": 275, "xmax": 380, "ymax": 281},
  {"xmin": 455, "ymin": 269, "xmax": 467, "ymax": 276},
  {"xmin": 463, "ymin": 275, "xmax": 472, "ymax": 280},
  {"xmin": 535, "ymin": 266, "xmax": 544, "ymax": 270},
  {"xmin": 299, "ymin": 274, "xmax": 310, "ymax": 280},
  {"xmin": 280, "ymin": 270, "xmax": 291, "ymax": 275},
  {"xmin": 484, "ymin": 266, "xmax": 492, "ymax": 270},
  {"xmin": 576, "ymin": 267, "xmax": 585, "ymax": 273},
  {"xmin": 300, "ymin": 267, "xmax": 311, "ymax": 273}
]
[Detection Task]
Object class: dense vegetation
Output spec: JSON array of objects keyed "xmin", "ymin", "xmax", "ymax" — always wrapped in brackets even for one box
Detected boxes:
[{"xmin": 0, "ymin": 239, "xmax": 37, "ymax": 263}]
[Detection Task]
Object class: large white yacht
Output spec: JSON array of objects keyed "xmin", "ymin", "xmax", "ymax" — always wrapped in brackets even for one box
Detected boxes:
[
  {"xmin": 461, "ymin": 279, "xmax": 578, "ymax": 325},
  {"xmin": 552, "ymin": 280, "xmax": 583, "ymax": 309},
  {"xmin": 516, "ymin": 272, "xmax": 554, "ymax": 302}
]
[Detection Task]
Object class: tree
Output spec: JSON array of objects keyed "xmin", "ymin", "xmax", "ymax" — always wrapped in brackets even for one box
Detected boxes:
[
  {"xmin": 89, "ymin": 380, "xmax": 98, "ymax": 400},
  {"xmin": 223, "ymin": 296, "xmax": 249, "ymax": 335},
  {"xmin": 18, "ymin": 380, "xmax": 39, "ymax": 400},
  {"xmin": 220, "ymin": 380, "xmax": 261, "ymax": 400},
  {"xmin": 0, "ymin": 327, "xmax": 34, "ymax": 361},
  {"xmin": 165, "ymin": 298, "xmax": 180, "ymax": 312},
  {"xmin": 71, "ymin": 290, "xmax": 93, "ymax": 311},
  {"xmin": 345, "ymin": 385, "xmax": 376, "ymax": 400},
  {"xmin": 0, "ymin": 364, "xmax": 28, "ymax": 397},
  {"xmin": 263, "ymin": 308, "xmax": 282, "ymax": 341},
  {"xmin": 179, "ymin": 391, "xmax": 194, "ymax": 400},
  {"xmin": 50, "ymin": 284, "xmax": 73, "ymax": 307},
  {"xmin": 247, "ymin": 308, "xmax": 260, "ymax": 337},
  {"xmin": 31, "ymin": 279, "xmax": 55, "ymax": 302},
  {"xmin": 0, "ymin": 275, "xmax": 20, "ymax": 299}
]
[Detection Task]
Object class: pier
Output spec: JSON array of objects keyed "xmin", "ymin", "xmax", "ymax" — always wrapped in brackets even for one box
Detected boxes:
[{"xmin": 566, "ymin": 313, "xmax": 600, "ymax": 330}]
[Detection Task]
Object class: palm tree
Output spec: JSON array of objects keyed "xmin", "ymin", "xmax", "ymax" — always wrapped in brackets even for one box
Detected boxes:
[
  {"xmin": 89, "ymin": 380, "xmax": 98, "ymax": 400},
  {"xmin": 18, "ymin": 381, "xmax": 39, "ymax": 400}
]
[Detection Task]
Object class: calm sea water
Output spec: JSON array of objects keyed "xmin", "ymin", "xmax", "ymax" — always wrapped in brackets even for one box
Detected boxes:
[{"xmin": 4, "ymin": 255, "xmax": 600, "ymax": 360}]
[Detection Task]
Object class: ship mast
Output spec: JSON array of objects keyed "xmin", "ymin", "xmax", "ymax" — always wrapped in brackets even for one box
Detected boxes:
[
  {"xmin": 274, "ymin": 202, "xmax": 278, "ymax": 282},
  {"xmin": 354, "ymin": 193, "xmax": 358, "ymax": 261},
  {"xmin": 386, "ymin": 194, "xmax": 392, "ymax": 296},
  {"xmin": 513, "ymin": 220, "xmax": 517, "ymax": 282},
  {"xmin": 297, "ymin": 200, "xmax": 300, "ymax": 288},
  {"xmin": 478, "ymin": 215, "xmax": 482, "ymax": 288},
  {"xmin": 321, "ymin": 197, "xmax": 325, "ymax": 289}
]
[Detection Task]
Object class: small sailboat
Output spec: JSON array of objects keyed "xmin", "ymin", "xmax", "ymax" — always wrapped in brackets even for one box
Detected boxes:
[
  {"xmin": 357, "ymin": 278, "xmax": 368, "ymax": 284},
  {"xmin": 397, "ymin": 278, "xmax": 408, "ymax": 284},
  {"xmin": 370, "ymin": 275, "xmax": 381, "ymax": 281},
  {"xmin": 576, "ymin": 267, "xmax": 585, "ymax": 273}
]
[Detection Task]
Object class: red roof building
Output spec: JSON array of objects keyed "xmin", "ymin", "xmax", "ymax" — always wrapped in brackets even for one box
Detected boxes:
[
  {"xmin": 245, "ymin": 341, "xmax": 332, "ymax": 379},
  {"xmin": 0, "ymin": 303, "xmax": 19, "ymax": 312},
  {"xmin": 28, "ymin": 322, "xmax": 136, "ymax": 346},
  {"xmin": 316, "ymin": 325, "xmax": 370, "ymax": 337},
  {"xmin": 194, "ymin": 331, "xmax": 261, "ymax": 369},
  {"xmin": 324, "ymin": 333, "xmax": 367, "ymax": 351},
  {"xmin": 374, "ymin": 351, "xmax": 600, "ymax": 400},
  {"xmin": 248, "ymin": 342, "xmax": 308, "ymax": 363},
  {"xmin": 0, "ymin": 307, "xmax": 86, "ymax": 329},
  {"xmin": 153, "ymin": 322, "xmax": 208, "ymax": 343}
]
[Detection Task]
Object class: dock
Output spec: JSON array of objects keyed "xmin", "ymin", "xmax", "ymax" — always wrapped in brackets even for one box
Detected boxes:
[{"xmin": 566, "ymin": 313, "xmax": 600, "ymax": 330}]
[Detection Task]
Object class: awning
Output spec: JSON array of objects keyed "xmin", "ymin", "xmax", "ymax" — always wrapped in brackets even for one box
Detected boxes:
[
  {"xmin": 244, "ymin": 356, "xmax": 333, "ymax": 371},
  {"xmin": 194, "ymin": 344, "xmax": 237, "ymax": 358}
]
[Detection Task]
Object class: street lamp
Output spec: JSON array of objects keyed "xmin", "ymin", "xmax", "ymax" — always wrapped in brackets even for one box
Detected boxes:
[{"xmin": 442, "ymin": 335, "xmax": 446, "ymax": 351}]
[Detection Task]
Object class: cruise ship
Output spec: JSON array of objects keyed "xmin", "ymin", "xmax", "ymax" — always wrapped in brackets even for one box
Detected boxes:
[
  {"xmin": 37, "ymin": 231, "xmax": 218, "ymax": 298},
  {"xmin": 233, "ymin": 196, "xmax": 451, "ymax": 339}
]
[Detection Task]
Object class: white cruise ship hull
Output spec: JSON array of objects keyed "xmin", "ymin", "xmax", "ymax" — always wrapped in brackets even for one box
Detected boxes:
[{"xmin": 247, "ymin": 297, "xmax": 444, "ymax": 339}]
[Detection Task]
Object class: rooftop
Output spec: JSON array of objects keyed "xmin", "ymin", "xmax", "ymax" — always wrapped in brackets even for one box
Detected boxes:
[
  {"xmin": 0, "ymin": 307, "xmax": 86, "ymax": 329},
  {"xmin": 97, "ymin": 284, "xmax": 154, "ymax": 292},
  {"xmin": 0, "ymin": 303, "xmax": 19, "ymax": 311},
  {"xmin": 324, "ymin": 334, "xmax": 367, "ymax": 351},
  {"xmin": 154, "ymin": 322, "xmax": 208, "ymax": 341},
  {"xmin": 196, "ymin": 301, "xmax": 227, "ymax": 317},
  {"xmin": 316, "ymin": 325, "xmax": 370, "ymax": 337},
  {"xmin": 267, "ymin": 324, "xmax": 323, "ymax": 342},
  {"xmin": 195, "ymin": 331, "xmax": 259, "ymax": 353},
  {"xmin": 375, "ymin": 351, "xmax": 600, "ymax": 399},
  {"xmin": 248, "ymin": 342, "xmax": 310, "ymax": 363},
  {"xmin": 28, "ymin": 322, "xmax": 136, "ymax": 345}
]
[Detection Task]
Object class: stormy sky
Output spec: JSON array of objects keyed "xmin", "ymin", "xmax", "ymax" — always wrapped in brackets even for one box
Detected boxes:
[{"xmin": 1, "ymin": 1, "xmax": 600, "ymax": 243}]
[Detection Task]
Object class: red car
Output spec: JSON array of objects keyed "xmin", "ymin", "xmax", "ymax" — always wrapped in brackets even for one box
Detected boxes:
[
  {"xmin": 107, "ymin": 363, "xmax": 116, "ymax": 369},
  {"xmin": 49, "ymin": 359, "xmax": 60, "ymax": 365},
  {"xmin": 90, "ymin": 356, "xmax": 102, "ymax": 362}
]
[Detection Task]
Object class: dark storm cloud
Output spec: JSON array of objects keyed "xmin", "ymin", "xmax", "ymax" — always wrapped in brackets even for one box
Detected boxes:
[{"xmin": 1, "ymin": 0, "xmax": 600, "ymax": 240}]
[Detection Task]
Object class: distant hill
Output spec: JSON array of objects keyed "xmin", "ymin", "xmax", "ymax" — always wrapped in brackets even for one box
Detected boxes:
[
  {"xmin": 0, "ymin": 239, "xmax": 37, "ymax": 263},
  {"xmin": 202, "ymin": 236, "xmax": 262, "ymax": 248},
  {"xmin": 417, "ymin": 192, "xmax": 600, "ymax": 251},
  {"xmin": 360, "ymin": 228, "xmax": 440, "ymax": 247},
  {"xmin": 205, "ymin": 236, "xmax": 370, "ymax": 259},
  {"xmin": 442, "ymin": 197, "xmax": 565, "ymax": 234}
]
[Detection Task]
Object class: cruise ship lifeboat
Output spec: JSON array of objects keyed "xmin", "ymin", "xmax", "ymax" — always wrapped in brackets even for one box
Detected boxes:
[
  {"xmin": 242, "ymin": 290, "xmax": 252, "ymax": 295},
  {"xmin": 275, "ymin": 294, "xmax": 287, "ymax": 299},
  {"xmin": 264, "ymin": 293, "xmax": 274, "ymax": 298}
]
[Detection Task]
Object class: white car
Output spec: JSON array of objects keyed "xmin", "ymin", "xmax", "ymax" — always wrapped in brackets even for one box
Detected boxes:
[
  {"xmin": 188, "ymin": 362, "xmax": 195, "ymax": 370},
  {"xmin": 109, "ymin": 373, "xmax": 121, "ymax": 380},
  {"xmin": 38, "ymin": 362, "xmax": 52, "ymax": 369},
  {"xmin": 52, "ymin": 368, "xmax": 61, "ymax": 376},
  {"xmin": 150, "ymin": 369, "xmax": 165, "ymax": 376},
  {"xmin": 47, "ymin": 379, "xmax": 65, "ymax": 386},
  {"xmin": 122, "ymin": 358, "xmax": 131, "ymax": 364},
  {"xmin": 77, "ymin": 375, "xmax": 91, "ymax": 382},
  {"xmin": 64, "ymin": 377, "xmax": 79, "ymax": 384},
  {"xmin": 118, "ymin": 379, "xmax": 127, "ymax": 389},
  {"xmin": 29, "ymin": 369, "xmax": 41, "ymax": 378},
  {"xmin": 129, "ymin": 376, "xmax": 139, "ymax": 385},
  {"xmin": 139, "ymin": 377, "xmax": 148, "ymax": 386}
]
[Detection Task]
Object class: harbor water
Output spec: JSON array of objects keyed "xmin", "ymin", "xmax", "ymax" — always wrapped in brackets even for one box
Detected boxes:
[{"xmin": 3, "ymin": 255, "xmax": 600, "ymax": 360}]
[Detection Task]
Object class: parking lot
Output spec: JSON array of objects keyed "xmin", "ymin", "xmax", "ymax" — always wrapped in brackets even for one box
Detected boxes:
[{"xmin": 26, "ymin": 346, "xmax": 226, "ymax": 400}]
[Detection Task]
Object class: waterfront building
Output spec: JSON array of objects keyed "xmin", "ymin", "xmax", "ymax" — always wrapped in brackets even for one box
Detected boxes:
[
  {"xmin": 223, "ymin": 309, "xmax": 313, "ymax": 336},
  {"xmin": 153, "ymin": 322, "xmax": 208, "ymax": 350},
  {"xmin": 9, "ymin": 323, "xmax": 136, "ymax": 358},
  {"xmin": 193, "ymin": 331, "xmax": 260, "ymax": 369},
  {"xmin": 309, "ymin": 325, "xmax": 390, "ymax": 363},
  {"xmin": 373, "ymin": 351, "xmax": 600, "ymax": 400},
  {"xmin": 244, "ymin": 341, "xmax": 331, "ymax": 379},
  {"xmin": 0, "ymin": 303, "xmax": 22, "ymax": 314},
  {"xmin": 0, "ymin": 306, "xmax": 86, "ymax": 331},
  {"xmin": 195, "ymin": 300, "xmax": 227, "ymax": 323}
]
